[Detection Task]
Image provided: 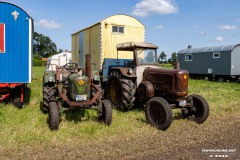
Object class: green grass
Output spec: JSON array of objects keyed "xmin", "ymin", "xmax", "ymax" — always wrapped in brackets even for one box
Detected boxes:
[
  {"xmin": 159, "ymin": 63, "xmax": 174, "ymax": 69},
  {"xmin": 0, "ymin": 66, "xmax": 239, "ymax": 159}
]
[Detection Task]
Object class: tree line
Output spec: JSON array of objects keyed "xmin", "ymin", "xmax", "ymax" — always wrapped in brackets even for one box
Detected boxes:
[
  {"xmin": 158, "ymin": 51, "xmax": 177, "ymax": 64},
  {"xmin": 33, "ymin": 32, "xmax": 64, "ymax": 66}
]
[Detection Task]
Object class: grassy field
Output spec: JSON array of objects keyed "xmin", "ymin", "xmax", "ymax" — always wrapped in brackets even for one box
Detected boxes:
[{"xmin": 0, "ymin": 66, "xmax": 239, "ymax": 159}]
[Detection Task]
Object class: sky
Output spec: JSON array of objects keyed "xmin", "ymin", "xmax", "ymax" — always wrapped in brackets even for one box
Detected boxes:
[{"xmin": 4, "ymin": 0, "xmax": 240, "ymax": 58}]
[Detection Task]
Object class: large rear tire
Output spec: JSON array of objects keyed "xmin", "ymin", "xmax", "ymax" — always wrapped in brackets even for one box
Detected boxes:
[
  {"xmin": 108, "ymin": 71, "xmax": 136, "ymax": 111},
  {"xmin": 182, "ymin": 94, "xmax": 209, "ymax": 124},
  {"xmin": 98, "ymin": 99, "xmax": 112, "ymax": 126},
  {"xmin": 145, "ymin": 97, "xmax": 172, "ymax": 131},
  {"xmin": 49, "ymin": 101, "xmax": 59, "ymax": 130}
]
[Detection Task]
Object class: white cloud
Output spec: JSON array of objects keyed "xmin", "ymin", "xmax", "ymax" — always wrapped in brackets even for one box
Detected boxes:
[
  {"xmin": 131, "ymin": 0, "xmax": 178, "ymax": 17},
  {"xmin": 154, "ymin": 25, "xmax": 163, "ymax": 29},
  {"xmin": 36, "ymin": 19, "xmax": 63, "ymax": 29},
  {"xmin": 192, "ymin": 24, "xmax": 198, "ymax": 28},
  {"xmin": 218, "ymin": 25, "xmax": 237, "ymax": 30},
  {"xmin": 215, "ymin": 36, "xmax": 224, "ymax": 42},
  {"xmin": 200, "ymin": 30, "xmax": 210, "ymax": 35}
]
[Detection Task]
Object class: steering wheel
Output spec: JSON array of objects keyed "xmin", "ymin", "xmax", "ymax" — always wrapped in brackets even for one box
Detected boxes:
[{"xmin": 63, "ymin": 63, "xmax": 78, "ymax": 68}]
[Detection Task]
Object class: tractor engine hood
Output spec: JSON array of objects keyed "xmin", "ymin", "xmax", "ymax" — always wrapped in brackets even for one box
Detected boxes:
[
  {"xmin": 143, "ymin": 68, "xmax": 189, "ymax": 97},
  {"xmin": 68, "ymin": 73, "xmax": 90, "ymax": 101}
]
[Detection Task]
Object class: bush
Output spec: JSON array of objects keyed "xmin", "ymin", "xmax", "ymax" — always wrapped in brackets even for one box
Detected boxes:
[
  {"xmin": 33, "ymin": 54, "xmax": 42, "ymax": 60},
  {"xmin": 33, "ymin": 59, "xmax": 42, "ymax": 66}
]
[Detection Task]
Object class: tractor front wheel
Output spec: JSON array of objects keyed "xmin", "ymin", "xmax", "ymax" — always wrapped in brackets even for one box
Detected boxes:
[
  {"xmin": 49, "ymin": 101, "xmax": 60, "ymax": 130},
  {"xmin": 42, "ymin": 83, "xmax": 55, "ymax": 114},
  {"xmin": 145, "ymin": 97, "xmax": 172, "ymax": 131},
  {"xmin": 182, "ymin": 94, "xmax": 209, "ymax": 124},
  {"xmin": 98, "ymin": 99, "xmax": 112, "ymax": 126}
]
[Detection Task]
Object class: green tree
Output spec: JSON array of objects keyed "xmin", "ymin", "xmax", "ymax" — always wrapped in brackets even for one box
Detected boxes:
[
  {"xmin": 158, "ymin": 51, "xmax": 166, "ymax": 63},
  {"xmin": 33, "ymin": 32, "xmax": 57, "ymax": 58},
  {"xmin": 170, "ymin": 52, "xmax": 178, "ymax": 64}
]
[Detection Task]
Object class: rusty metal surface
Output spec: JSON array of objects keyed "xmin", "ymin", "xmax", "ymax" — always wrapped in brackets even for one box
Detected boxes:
[
  {"xmin": 138, "ymin": 81, "xmax": 154, "ymax": 100},
  {"xmin": 174, "ymin": 60, "xmax": 180, "ymax": 70},
  {"xmin": 57, "ymin": 84, "xmax": 100, "ymax": 109},
  {"xmin": 117, "ymin": 42, "xmax": 158, "ymax": 51},
  {"xmin": 85, "ymin": 54, "xmax": 91, "ymax": 86},
  {"xmin": 143, "ymin": 68, "xmax": 189, "ymax": 97}
]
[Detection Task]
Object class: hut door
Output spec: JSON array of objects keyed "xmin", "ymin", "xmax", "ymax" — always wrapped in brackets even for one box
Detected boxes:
[
  {"xmin": 0, "ymin": 23, "xmax": 5, "ymax": 53},
  {"xmin": 79, "ymin": 32, "xmax": 84, "ymax": 67}
]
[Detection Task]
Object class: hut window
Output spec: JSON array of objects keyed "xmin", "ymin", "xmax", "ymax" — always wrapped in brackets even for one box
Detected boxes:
[
  {"xmin": 112, "ymin": 26, "xmax": 124, "ymax": 34},
  {"xmin": 0, "ymin": 23, "xmax": 5, "ymax": 53},
  {"xmin": 185, "ymin": 54, "xmax": 192, "ymax": 61},
  {"xmin": 213, "ymin": 52, "xmax": 220, "ymax": 59}
]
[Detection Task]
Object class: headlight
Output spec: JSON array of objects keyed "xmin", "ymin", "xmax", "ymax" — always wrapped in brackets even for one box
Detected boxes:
[
  {"xmin": 94, "ymin": 75, "xmax": 98, "ymax": 81},
  {"xmin": 128, "ymin": 68, "xmax": 133, "ymax": 74},
  {"xmin": 48, "ymin": 77, "xmax": 53, "ymax": 82},
  {"xmin": 184, "ymin": 75, "xmax": 188, "ymax": 80}
]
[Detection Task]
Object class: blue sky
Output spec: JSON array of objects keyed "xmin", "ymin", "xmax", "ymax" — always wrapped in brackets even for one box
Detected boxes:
[{"xmin": 5, "ymin": 0, "xmax": 240, "ymax": 58}]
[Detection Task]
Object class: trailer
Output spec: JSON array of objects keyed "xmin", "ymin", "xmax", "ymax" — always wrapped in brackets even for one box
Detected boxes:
[
  {"xmin": 177, "ymin": 44, "xmax": 240, "ymax": 81},
  {"xmin": 46, "ymin": 52, "xmax": 72, "ymax": 71},
  {"xmin": 0, "ymin": 2, "xmax": 33, "ymax": 107}
]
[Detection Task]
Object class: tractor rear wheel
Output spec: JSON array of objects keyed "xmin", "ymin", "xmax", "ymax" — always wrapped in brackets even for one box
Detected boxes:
[
  {"xmin": 182, "ymin": 94, "xmax": 209, "ymax": 124},
  {"xmin": 108, "ymin": 71, "xmax": 136, "ymax": 111},
  {"xmin": 98, "ymin": 99, "xmax": 112, "ymax": 126},
  {"xmin": 49, "ymin": 101, "xmax": 59, "ymax": 130},
  {"xmin": 42, "ymin": 83, "xmax": 55, "ymax": 114},
  {"xmin": 145, "ymin": 97, "xmax": 172, "ymax": 131}
]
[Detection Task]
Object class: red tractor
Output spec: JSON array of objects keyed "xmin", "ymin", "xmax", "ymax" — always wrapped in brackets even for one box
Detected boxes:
[{"xmin": 104, "ymin": 42, "xmax": 209, "ymax": 130}]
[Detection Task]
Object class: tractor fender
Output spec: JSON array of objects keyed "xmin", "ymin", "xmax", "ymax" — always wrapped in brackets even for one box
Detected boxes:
[{"xmin": 110, "ymin": 67, "xmax": 137, "ymax": 78}]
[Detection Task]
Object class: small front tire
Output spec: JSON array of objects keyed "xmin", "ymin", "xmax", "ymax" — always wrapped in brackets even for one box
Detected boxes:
[
  {"xmin": 182, "ymin": 94, "xmax": 209, "ymax": 124},
  {"xmin": 145, "ymin": 97, "xmax": 172, "ymax": 131},
  {"xmin": 98, "ymin": 99, "xmax": 112, "ymax": 126},
  {"xmin": 49, "ymin": 101, "xmax": 60, "ymax": 130}
]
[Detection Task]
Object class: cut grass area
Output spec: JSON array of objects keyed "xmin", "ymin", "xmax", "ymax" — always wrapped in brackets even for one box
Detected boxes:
[
  {"xmin": 0, "ymin": 66, "xmax": 239, "ymax": 159},
  {"xmin": 159, "ymin": 63, "xmax": 173, "ymax": 69}
]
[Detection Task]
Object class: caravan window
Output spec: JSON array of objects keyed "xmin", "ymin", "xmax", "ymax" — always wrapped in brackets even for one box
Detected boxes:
[
  {"xmin": 213, "ymin": 52, "xmax": 220, "ymax": 58},
  {"xmin": 185, "ymin": 54, "xmax": 192, "ymax": 61},
  {"xmin": 112, "ymin": 26, "xmax": 124, "ymax": 34}
]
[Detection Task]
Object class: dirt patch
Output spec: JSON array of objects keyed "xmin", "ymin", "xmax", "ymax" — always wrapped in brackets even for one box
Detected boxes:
[{"xmin": 0, "ymin": 114, "xmax": 239, "ymax": 160}]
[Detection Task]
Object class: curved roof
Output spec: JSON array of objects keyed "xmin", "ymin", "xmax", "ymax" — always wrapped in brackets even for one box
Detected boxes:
[
  {"xmin": 0, "ymin": 1, "xmax": 31, "ymax": 18},
  {"xmin": 177, "ymin": 43, "xmax": 240, "ymax": 54},
  {"xmin": 72, "ymin": 14, "xmax": 145, "ymax": 35},
  {"xmin": 102, "ymin": 14, "xmax": 145, "ymax": 28}
]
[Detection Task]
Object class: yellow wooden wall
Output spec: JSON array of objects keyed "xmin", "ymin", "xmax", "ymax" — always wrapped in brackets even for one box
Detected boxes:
[
  {"xmin": 71, "ymin": 33, "xmax": 79, "ymax": 63},
  {"xmin": 101, "ymin": 15, "xmax": 145, "ymax": 68},
  {"xmin": 72, "ymin": 14, "xmax": 145, "ymax": 71},
  {"xmin": 82, "ymin": 24, "xmax": 101, "ymax": 70}
]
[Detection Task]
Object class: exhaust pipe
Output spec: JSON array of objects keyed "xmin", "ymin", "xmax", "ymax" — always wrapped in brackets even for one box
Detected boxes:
[
  {"xmin": 85, "ymin": 54, "xmax": 91, "ymax": 86},
  {"xmin": 174, "ymin": 60, "xmax": 180, "ymax": 70}
]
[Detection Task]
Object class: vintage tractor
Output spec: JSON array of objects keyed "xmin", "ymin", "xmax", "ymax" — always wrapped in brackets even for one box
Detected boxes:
[
  {"xmin": 103, "ymin": 42, "xmax": 209, "ymax": 130},
  {"xmin": 42, "ymin": 54, "xmax": 112, "ymax": 130}
]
